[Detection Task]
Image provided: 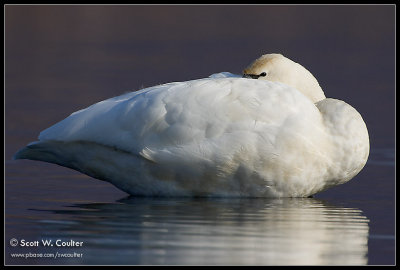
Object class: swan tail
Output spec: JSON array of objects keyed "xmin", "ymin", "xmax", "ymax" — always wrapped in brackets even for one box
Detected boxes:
[
  {"xmin": 12, "ymin": 140, "xmax": 124, "ymax": 182},
  {"xmin": 12, "ymin": 140, "xmax": 189, "ymax": 196},
  {"xmin": 13, "ymin": 141, "xmax": 71, "ymax": 166}
]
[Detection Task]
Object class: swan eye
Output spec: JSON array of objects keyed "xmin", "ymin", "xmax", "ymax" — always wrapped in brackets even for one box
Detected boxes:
[{"xmin": 242, "ymin": 72, "xmax": 267, "ymax": 79}]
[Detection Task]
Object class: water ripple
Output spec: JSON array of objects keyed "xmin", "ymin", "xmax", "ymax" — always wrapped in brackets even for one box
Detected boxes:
[{"xmin": 15, "ymin": 197, "xmax": 370, "ymax": 265}]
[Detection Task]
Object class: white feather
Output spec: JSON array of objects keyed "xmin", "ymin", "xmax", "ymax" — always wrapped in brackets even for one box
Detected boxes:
[{"xmin": 15, "ymin": 55, "xmax": 370, "ymax": 197}]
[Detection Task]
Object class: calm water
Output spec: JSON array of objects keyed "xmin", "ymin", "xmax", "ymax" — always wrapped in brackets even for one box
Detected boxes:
[
  {"xmin": 5, "ymin": 193, "xmax": 372, "ymax": 265},
  {"xmin": 5, "ymin": 5, "xmax": 395, "ymax": 265}
]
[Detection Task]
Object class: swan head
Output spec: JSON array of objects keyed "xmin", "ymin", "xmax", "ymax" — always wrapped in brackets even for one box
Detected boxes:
[{"xmin": 243, "ymin": 53, "xmax": 326, "ymax": 103}]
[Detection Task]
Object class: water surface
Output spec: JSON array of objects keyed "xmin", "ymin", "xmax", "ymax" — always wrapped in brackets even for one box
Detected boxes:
[
  {"xmin": 5, "ymin": 5, "xmax": 395, "ymax": 265},
  {"xmin": 6, "ymin": 191, "xmax": 373, "ymax": 265}
]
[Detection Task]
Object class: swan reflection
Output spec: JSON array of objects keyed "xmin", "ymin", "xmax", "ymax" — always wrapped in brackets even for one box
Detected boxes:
[{"xmin": 37, "ymin": 197, "xmax": 369, "ymax": 265}]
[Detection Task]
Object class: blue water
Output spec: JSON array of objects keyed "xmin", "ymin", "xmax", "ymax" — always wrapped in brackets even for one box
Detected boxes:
[{"xmin": 5, "ymin": 5, "xmax": 395, "ymax": 265}]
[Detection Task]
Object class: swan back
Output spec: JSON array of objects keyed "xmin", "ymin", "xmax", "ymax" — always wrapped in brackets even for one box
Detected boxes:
[{"xmin": 31, "ymin": 77, "xmax": 368, "ymax": 197}]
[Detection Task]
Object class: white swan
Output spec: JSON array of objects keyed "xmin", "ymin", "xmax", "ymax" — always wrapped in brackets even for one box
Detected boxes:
[{"xmin": 14, "ymin": 53, "xmax": 370, "ymax": 197}]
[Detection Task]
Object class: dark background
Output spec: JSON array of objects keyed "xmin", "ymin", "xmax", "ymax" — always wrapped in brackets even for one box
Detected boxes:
[
  {"xmin": 5, "ymin": 5, "xmax": 395, "ymax": 265},
  {"xmin": 5, "ymin": 5, "xmax": 395, "ymax": 151}
]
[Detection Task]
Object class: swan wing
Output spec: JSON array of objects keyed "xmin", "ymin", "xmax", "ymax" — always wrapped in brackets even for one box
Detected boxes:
[{"xmin": 39, "ymin": 78, "xmax": 322, "ymax": 177}]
